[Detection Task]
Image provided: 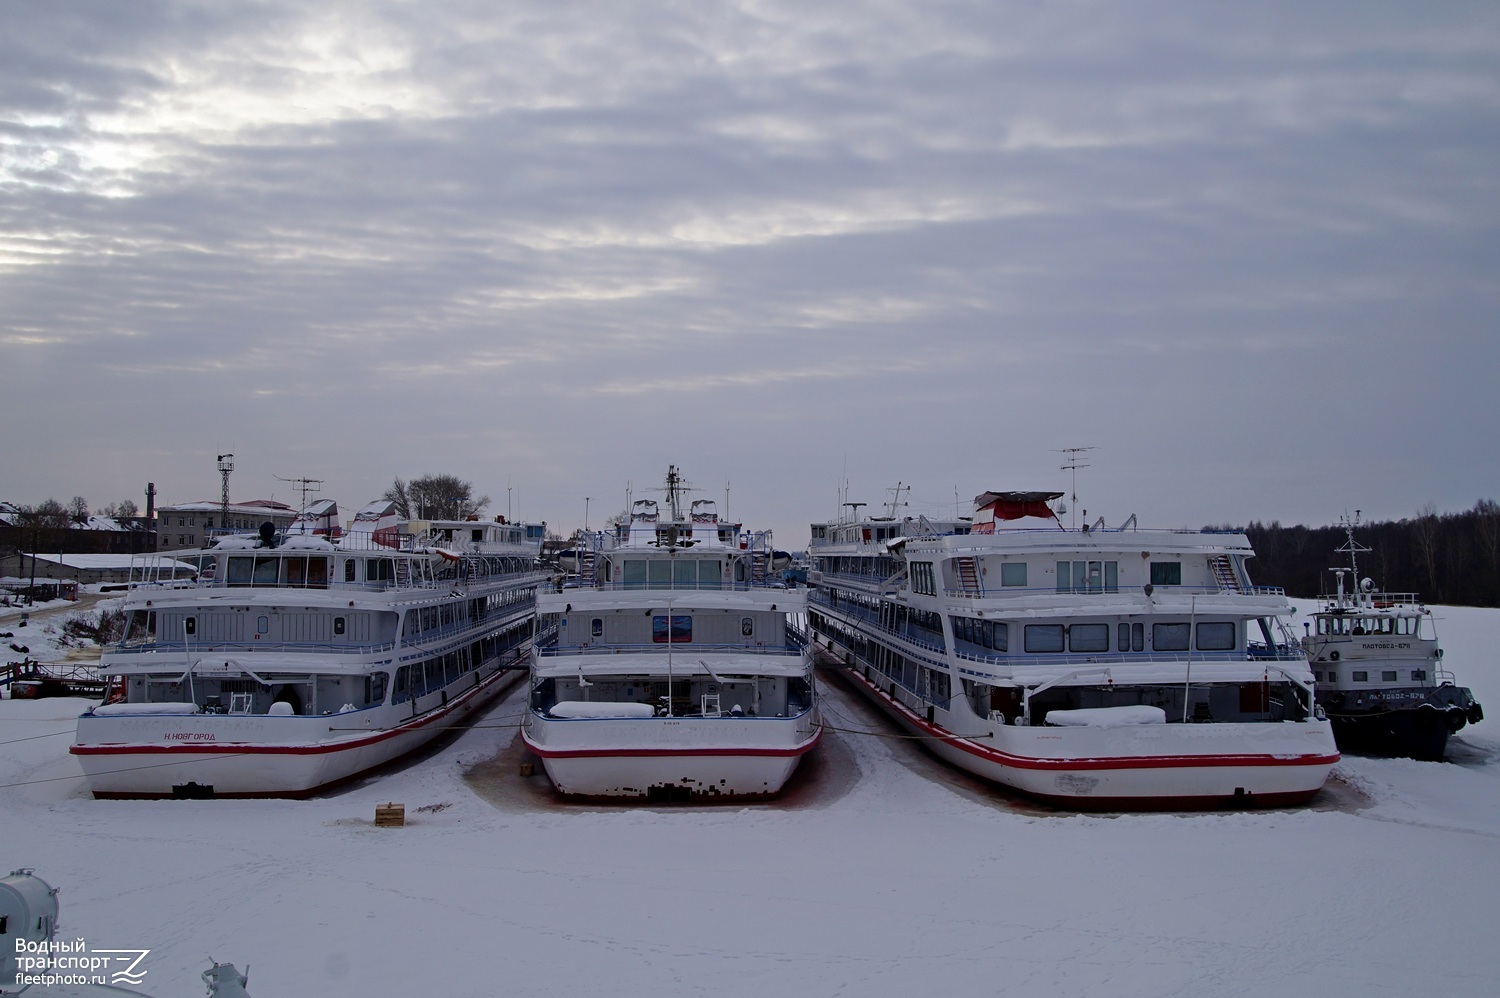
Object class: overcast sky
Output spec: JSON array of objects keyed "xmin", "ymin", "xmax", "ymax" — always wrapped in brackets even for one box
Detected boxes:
[{"xmin": 3, "ymin": 1, "xmax": 1497, "ymax": 546}]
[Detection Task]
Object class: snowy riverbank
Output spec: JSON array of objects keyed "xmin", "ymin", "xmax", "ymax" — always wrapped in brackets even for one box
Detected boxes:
[{"xmin": 3, "ymin": 603, "xmax": 1497, "ymax": 996}]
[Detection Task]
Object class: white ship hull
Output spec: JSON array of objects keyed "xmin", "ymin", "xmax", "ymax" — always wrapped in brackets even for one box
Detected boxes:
[
  {"xmin": 72, "ymin": 664, "xmax": 522, "ymax": 798},
  {"xmin": 521, "ymin": 713, "xmax": 821, "ymax": 800},
  {"xmin": 833, "ymin": 661, "xmax": 1336, "ymax": 809}
]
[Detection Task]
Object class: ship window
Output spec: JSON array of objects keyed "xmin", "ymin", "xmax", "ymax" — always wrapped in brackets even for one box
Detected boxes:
[
  {"xmin": 1382, "ymin": 671, "xmax": 1397, "ymax": 682},
  {"xmin": 1024, "ymin": 625, "xmax": 1064, "ymax": 653},
  {"xmin": 1150, "ymin": 562, "xmax": 1182, "ymax": 586},
  {"xmin": 283, "ymin": 557, "xmax": 308, "ymax": 587},
  {"xmin": 623, "ymin": 560, "xmax": 647, "ymax": 588},
  {"xmin": 648, "ymin": 560, "xmax": 672, "ymax": 587},
  {"xmin": 226, "ymin": 557, "xmax": 253, "ymax": 586},
  {"xmin": 1055, "ymin": 560, "xmax": 1116, "ymax": 594},
  {"xmin": 257, "ymin": 615, "xmax": 269, "ymax": 635},
  {"xmin": 334, "ymin": 617, "xmax": 346, "ymax": 636},
  {"xmin": 1001, "ymin": 563, "xmax": 1027, "ymax": 587},
  {"xmin": 1195, "ymin": 622, "xmax": 1235, "ymax": 651},
  {"xmin": 1153, "ymin": 623, "xmax": 1190, "ymax": 651},
  {"xmin": 673, "ymin": 559, "xmax": 697, "ymax": 588},
  {"xmin": 741, "ymin": 617, "xmax": 754, "ymax": 637},
  {"xmin": 652, "ymin": 615, "xmax": 692, "ymax": 643},
  {"xmin": 253, "ymin": 557, "xmax": 279, "ymax": 585},
  {"xmin": 183, "ymin": 616, "xmax": 197, "ymax": 636},
  {"xmin": 1412, "ymin": 669, "xmax": 1426, "ymax": 681},
  {"xmin": 306, "ymin": 557, "xmax": 329, "ymax": 588},
  {"xmin": 1069, "ymin": 624, "xmax": 1109, "ymax": 652},
  {"xmin": 1353, "ymin": 671, "xmax": 1368, "ymax": 682},
  {"xmin": 344, "ymin": 560, "xmax": 357, "ymax": 583},
  {"xmin": 1313, "ymin": 671, "xmax": 1323, "ymax": 682},
  {"xmin": 699, "ymin": 560, "xmax": 722, "ymax": 589},
  {"xmin": 911, "ymin": 562, "xmax": 936, "ymax": 596},
  {"xmin": 591, "ymin": 618, "xmax": 603, "ymax": 637}
]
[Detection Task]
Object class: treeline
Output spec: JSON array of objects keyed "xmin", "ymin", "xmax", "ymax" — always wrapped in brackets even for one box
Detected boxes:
[{"xmin": 1241, "ymin": 500, "xmax": 1500, "ymax": 607}]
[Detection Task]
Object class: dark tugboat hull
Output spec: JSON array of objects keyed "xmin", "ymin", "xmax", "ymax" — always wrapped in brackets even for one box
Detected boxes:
[{"xmin": 1320, "ymin": 688, "xmax": 1482, "ymax": 762}]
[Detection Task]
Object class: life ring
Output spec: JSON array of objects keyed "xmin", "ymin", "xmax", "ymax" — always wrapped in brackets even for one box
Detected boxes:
[{"xmin": 1329, "ymin": 650, "xmax": 1340, "ymax": 661}]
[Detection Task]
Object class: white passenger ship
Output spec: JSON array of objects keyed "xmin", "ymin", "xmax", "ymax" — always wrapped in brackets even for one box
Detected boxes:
[
  {"xmin": 521, "ymin": 468, "xmax": 819, "ymax": 801},
  {"xmin": 807, "ymin": 490, "xmax": 1338, "ymax": 810},
  {"xmin": 72, "ymin": 509, "xmax": 549, "ymax": 798},
  {"xmin": 1302, "ymin": 516, "xmax": 1482, "ymax": 760}
]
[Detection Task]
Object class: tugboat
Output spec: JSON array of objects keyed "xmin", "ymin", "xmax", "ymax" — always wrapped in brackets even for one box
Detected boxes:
[{"xmin": 1301, "ymin": 515, "xmax": 1483, "ymax": 760}]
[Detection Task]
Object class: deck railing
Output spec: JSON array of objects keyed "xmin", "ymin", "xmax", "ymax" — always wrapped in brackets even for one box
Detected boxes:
[
  {"xmin": 940, "ymin": 583, "xmax": 1287, "ymax": 600},
  {"xmin": 536, "ymin": 641, "xmax": 804, "ymax": 658}
]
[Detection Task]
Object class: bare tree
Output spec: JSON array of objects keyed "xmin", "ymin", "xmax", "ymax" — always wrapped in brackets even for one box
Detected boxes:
[
  {"xmin": 22, "ymin": 499, "xmax": 71, "ymax": 531},
  {"xmin": 382, "ymin": 478, "xmax": 412, "ymax": 519},
  {"xmin": 384, "ymin": 475, "xmax": 490, "ymax": 520},
  {"xmin": 1412, "ymin": 503, "xmax": 1441, "ymax": 598},
  {"xmin": 68, "ymin": 496, "xmax": 89, "ymax": 523},
  {"xmin": 1477, "ymin": 498, "xmax": 1500, "ymax": 571}
]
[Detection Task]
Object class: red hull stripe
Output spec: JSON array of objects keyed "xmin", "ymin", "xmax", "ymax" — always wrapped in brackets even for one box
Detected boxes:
[
  {"xmin": 521, "ymin": 729, "xmax": 822, "ymax": 761},
  {"xmin": 70, "ymin": 670, "xmax": 514, "ymax": 758},
  {"xmin": 848, "ymin": 669, "xmax": 1338, "ymax": 772}
]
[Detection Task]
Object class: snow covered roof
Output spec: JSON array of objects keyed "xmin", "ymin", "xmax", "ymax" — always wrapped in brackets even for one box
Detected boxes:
[
  {"xmin": 157, "ymin": 498, "xmax": 297, "ymax": 514},
  {"xmin": 25, "ymin": 552, "xmax": 199, "ymax": 572}
]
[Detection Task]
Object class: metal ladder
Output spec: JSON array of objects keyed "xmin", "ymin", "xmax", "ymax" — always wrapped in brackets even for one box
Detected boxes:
[
  {"xmin": 1209, "ymin": 555, "xmax": 1241, "ymax": 592},
  {"xmin": 955, "ymin": 557, "xmax": 980, "ymax": 594}
]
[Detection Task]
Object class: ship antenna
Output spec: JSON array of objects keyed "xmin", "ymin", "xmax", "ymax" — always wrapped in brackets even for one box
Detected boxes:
[{"xmin": 1057, "ymin": 446, "xmax": 1095, "ymax": 531}]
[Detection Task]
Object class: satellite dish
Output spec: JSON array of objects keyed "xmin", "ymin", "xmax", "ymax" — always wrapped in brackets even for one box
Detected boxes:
[
  {"xmin": 258, "ymin": 521, "xmax": 277, "ymax": 548},
  {"xmin": 1361, "ymin": 578, "xmax": 1375, "ymax": 592}
]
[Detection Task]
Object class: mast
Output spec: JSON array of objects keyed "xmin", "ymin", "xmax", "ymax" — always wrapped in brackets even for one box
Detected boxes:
[
  {"xmin": 884, "ymin": 482, "xmax": 909, "ymax": 518},
  {"xmin": 1332, "ymin": 511, "xmax": 1372, "ymax": 608}
]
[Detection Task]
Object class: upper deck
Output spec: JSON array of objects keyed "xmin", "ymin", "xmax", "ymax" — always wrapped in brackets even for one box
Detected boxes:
[{"xmin": 127, "ymin": 516, "xmax": 547, "ymax": 601}]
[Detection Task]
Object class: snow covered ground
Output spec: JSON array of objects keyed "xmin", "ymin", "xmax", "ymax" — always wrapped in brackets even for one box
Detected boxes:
[{"xmin": 3, "ymin": 601, "xmax": 1499, "ymax": 997}]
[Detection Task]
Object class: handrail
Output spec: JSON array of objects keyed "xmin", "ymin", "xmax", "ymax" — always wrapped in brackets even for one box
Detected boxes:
[
  {"xmin": 1312, "ymin": 592, "xmax": 1424, "ymax": 609},
  {"xmin": 536, "ymin": 642, "xmax": 805, "ymax": 658},
  {"xmin": 111, "ymin": 638, "xmax": 401, "ymax": 657},
  {"xmin": 552, "ymin": 580, "xmax": 794, "ymax": 594},
  {"xmin": 952, "ymin": 648, "xmax": 1299, "ymax": 672},
  {"xmin": 941, "ymin": 583, "xmax": 1287, "ymax": 599},
  {"xmin": 164, "ymin": 568, "xmax": 550, "ymax": 595}
]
